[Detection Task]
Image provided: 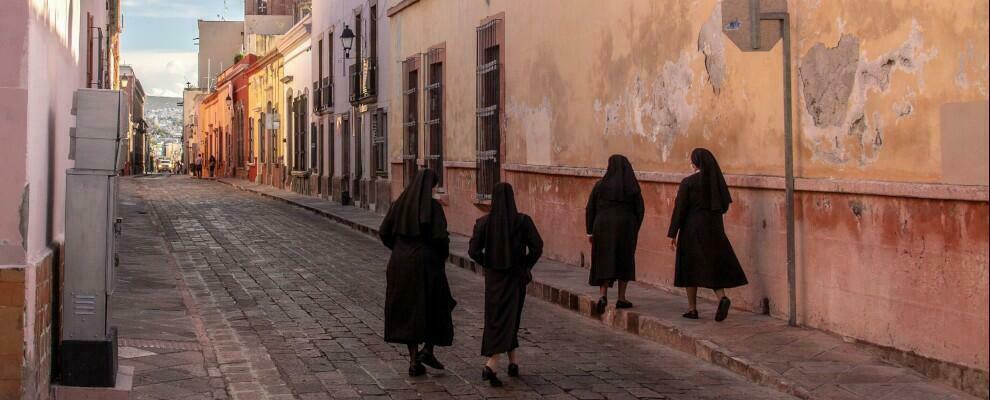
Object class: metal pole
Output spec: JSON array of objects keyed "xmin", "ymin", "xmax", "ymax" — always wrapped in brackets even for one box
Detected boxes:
[{"xmin": 762, "ymin": 12, "xmax": 797, "ymax": 327}]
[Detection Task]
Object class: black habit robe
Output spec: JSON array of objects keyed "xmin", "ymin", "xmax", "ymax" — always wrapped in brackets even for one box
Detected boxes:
[
  {"xmin": 586, "ymin": 155, "xmax": 645, "ymax": 286},
  {"xmin": 667, "ymin": 149, "xmax": 748, "ymax": 289},
  {"xmin": 379, "ymin": 170, "xmax": 456, "ymax": 346},
  {"xmin": 469, "ymin": 183, "xmax": 544, "ymax": 357}
]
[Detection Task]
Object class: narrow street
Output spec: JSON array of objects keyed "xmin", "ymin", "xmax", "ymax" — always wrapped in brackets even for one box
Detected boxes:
[{"xmin": 113, "ymin": 176, "xmax": 795, "ymax": 400}]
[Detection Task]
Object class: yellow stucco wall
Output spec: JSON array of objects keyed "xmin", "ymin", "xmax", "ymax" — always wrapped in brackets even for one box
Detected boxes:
[
  {"xmin": 248, "ymin": 54, "xmax": 288, "ymax": 164},
  {"xmin": 389, "ymin": 0, "xmax": 989, "ymax": 185}
]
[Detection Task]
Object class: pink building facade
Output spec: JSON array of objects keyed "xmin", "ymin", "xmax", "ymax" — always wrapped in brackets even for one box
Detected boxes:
[{"xmin": 1, "ymin": 1, "xmax": 121, "ymax": 399}]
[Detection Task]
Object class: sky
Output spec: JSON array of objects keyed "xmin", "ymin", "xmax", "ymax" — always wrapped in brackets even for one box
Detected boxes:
[{"xmin": 120, "ymin": 0, "xmax": 244, "ymax": 98}]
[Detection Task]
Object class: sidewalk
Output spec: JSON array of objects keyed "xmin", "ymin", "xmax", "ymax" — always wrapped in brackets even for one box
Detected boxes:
[{"xmin": 217, "ymin": 177, "xmax": 978, "ymax": 400}]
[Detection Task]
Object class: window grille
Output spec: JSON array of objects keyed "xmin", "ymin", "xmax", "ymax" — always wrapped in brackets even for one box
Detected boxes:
[
  {"xmin": 401, "ymin": 57, "xmax": 420, "ymax": 187},
  {"xmin": 425, "ymin": 48, "xmax": 444, "ymax": 188},
  {"xmin": 372, "ymin": 110, "xmax": 388, "ymax": 177},
  {"xmin": 476, "ymin": 19, "xmax": 502, "ymax": 199},
  {"xmin": 341, "ymin": 117, "xmax": 351, "ymax": 180}
]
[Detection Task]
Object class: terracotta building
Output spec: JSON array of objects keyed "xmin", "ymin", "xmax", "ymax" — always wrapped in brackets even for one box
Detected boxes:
[
  {"xmin": 385, "ymin": 0, "xmax": 989, "ymax": 387},
  {"xmin": 0, "ymin": 0, "xmax": 122, "ymax": 398},
  {"xmin": 196, "ymin": 55, "xmax": 257, "ymax": 180}
]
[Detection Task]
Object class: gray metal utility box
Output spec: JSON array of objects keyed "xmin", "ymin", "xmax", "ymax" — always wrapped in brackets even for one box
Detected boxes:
[
  {"xmin": 60, "ymin": 89, "xmax": 125, "ymax": 387},
  {"xmin": 69, "ymin": 89, "xmax": 128, "ymax": 170}
]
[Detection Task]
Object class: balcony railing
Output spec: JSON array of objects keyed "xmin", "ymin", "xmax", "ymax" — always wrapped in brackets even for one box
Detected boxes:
[
  {"xmin": 349, "ymin": 57, "xmax": 377, "ymax": 104},
  {"xmin": 322, "ymin": 77, "xmax": 332, "ymax": 110}
]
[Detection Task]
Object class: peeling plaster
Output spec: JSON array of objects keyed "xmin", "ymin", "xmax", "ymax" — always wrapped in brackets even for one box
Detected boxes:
[
  {"xmin": 954, "ymin": 41, "xmax": 990, "ymax": 98},
  {"xmin": 800, "ymin": 34, "xmax": 860, "ymax": 127},
  {"xmin": 698, "ymin": 4, "xmax": 726, "ymax": 94},
  {"xmin": 507, "ymin": 97, "xmax": 554, "ymax": 165},
  {"xmin": 799, "ymin": 20, "xmax": 935, "ymax": 167},
  {"xmin": 593, "ymin": 53, "xmax": 696, "ymax": 162}
]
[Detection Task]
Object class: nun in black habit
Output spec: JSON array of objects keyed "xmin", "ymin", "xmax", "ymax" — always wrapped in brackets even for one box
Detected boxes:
[
  {"xmin": 667, "ymin": 148, "xmax": 748, "ymax": 322},
  {"xmin": 586, "ymin": 154, "xmax": 645, "ymax": 313},
  {"xmin": 379, "ymin": 169, "xmax": 456, "ymax": 377},
  {"xmin": 468, "ymin": 183, "xmax": 543, "ymax": 387}
]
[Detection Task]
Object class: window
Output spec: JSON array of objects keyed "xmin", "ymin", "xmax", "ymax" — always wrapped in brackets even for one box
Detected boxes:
[
  {"xmin": 341, "ymin": 117, "xmax": 351, "ymax": 180},
  {"xmin": 236, "ymin": 106, "xmax": 245, "ymax": 167},
  {"xmin": 316, "ymin": 122, "xmax": 324, "ymax": 174},
  {"xmin": 293, "ymin": 95, "xmax": 307, "ymax": 170},
  {"xmin": 355, "ymin": 13, "xmax": 362, "ymax": 62},
  {"xmin": 425, "ymin": 48, "xmax": 444, "ymax": 188},
  {"xmin": 248, "ymin": 117, "xmax": 254, "ymax": 163},
  {"xmin": 326, "ymin": 29, "xmax": 334, "ymax": 108},
  {"xmin": 372, "ymin": 109, "xmax": 387, "ymax": 177},
  {"xmin": 311, "ymin": 122, "xmax": 318, "ymax": 170},
  {"xmin": 315, "ymin": 38, "xmax": 323, "ymax": 112},
  {"xmin": 259, "ymin": 112, "xmax": 266, "ymax": 163},
  {"xmin": 257, "ymin": 0, "xmax": 268, "ymax": 15},
  {"xmin": 355, "ymin": 114, "xmax": 364, "ymax": 182},
  {"xmin": 476, "ymin": 19, "xmax": 502, "ymax": 199},
  {"xmin": 370, "ymin": 5, "xmax": 378, "ymax": 59},
  {"xmin": 401, "ymin": 56, "xmax": 419, "ymax": 186},
  {"xmin": 328, "ymin": 121, "xmax": 335, "ymax": 178}
]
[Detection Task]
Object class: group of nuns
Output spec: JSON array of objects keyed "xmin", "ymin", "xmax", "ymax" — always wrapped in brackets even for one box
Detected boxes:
[{"xmin": 378, "ymin": 148, "xmax": 747, "ymax": 386}]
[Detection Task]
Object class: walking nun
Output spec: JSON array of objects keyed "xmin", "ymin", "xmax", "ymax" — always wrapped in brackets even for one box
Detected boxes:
[
  {"xmin": 379, "ymin": 169, "xmax": 456, "ymax": 376},
  {"xmin": 586, "ymin": 154, "xmax": 645, "ymax": 313},
  {"xmin": 468, "ymin": 183, "xmax": 543, "ymax": 387},
  {"xmin": 667, "ymin": 148, "xmax": 748, "ymax": 321}
]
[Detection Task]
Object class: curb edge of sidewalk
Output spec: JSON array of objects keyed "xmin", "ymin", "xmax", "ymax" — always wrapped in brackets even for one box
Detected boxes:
[{"xmin": 217, "ymin": 178, "xmax": 814, "ymax": 400}]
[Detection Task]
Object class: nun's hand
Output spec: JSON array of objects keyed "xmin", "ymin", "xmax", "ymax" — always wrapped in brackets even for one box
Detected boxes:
[{"xmin": 669, "ymin": 238, "xmax": 677, "ymax": 250}]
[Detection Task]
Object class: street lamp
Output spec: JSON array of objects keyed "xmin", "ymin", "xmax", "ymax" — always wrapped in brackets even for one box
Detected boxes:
[
  {"xmin": 340, "ymin": 25, "xmax": 355, "ymax": 59},
  {"xmin": 225, "ymin": 94, "xmax": 233, "ymax": 110}
]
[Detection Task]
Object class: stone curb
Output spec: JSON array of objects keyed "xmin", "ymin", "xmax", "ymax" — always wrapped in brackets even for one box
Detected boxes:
[{"xmin": 217, "ymin": 178, "xmax": 833, "ymax": 400}]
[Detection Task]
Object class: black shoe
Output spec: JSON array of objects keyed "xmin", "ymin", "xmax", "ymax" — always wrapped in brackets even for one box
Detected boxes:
[
  {"xmin": 507, "ymin": 363, "xmax": 519, "ymax": 377},
  {"xmin": 408, "ymin": 363, "xmax": 426, "ymax": 377},
  {"xmin": 715, "ymin": 297, "xmax": 731, "ymax": 322},
  {"xmin": 615, "ymin": 299, "xmax": 633, "ymax": 309},
  {"xmin": 682, "ymin": 310, "xmax": 699, "ymax": 319},
  {"xmin": 482, "ymin": 366, "xmax": 503, "ymax": 387},
  {"xmin": 596, "ymin": 296, "xmax": 608, "ymax": 314},
  {"xmin": 416, "ymin": 351, "xmax": 445, "ymax": 370}
]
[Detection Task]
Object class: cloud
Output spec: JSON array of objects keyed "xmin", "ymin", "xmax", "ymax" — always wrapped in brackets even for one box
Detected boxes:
[
  {"xmin": 122, "ymin": 0, "xmax": 235, "ymax": 19},
  {"xmin": 121, "ymin": 51, "xmax": 197, "ymax": 98}
]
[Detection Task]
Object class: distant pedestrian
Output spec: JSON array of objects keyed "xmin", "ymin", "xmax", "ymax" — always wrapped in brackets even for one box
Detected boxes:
[
  {"xmin": 586, "ymin": 154, "xmax": 644, "ymax": 313},
  {"xmin": 194, "ymin": 154, "xmax": 203, "ymax": 178},
  {"xmin": 469, "ymin": 182, "xmax": 543, "ymax": 387},
  {"xmin": 668, "ymin": 148, "xmax": 748, "ymax": 322},
  {"xmin": 378, "ymin": 169, "xmax": 456, "ymax": 377},
  {"xmin": 208, "ymin": 155, "xmax": 216, "ymax": 178}
]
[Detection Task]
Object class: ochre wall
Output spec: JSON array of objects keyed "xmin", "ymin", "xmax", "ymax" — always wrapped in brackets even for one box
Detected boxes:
[{"xmin": 388, "ymin": 0, "xmax": 990, "ymax": 372}]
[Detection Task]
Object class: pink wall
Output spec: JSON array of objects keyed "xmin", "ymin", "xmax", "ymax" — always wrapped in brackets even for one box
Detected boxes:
[
  {"xmin": 416, "ymin": 167, "xmax": 989, "ymax": 372},
  {"xmin": 2, "ymin": 1, "xmax": 109, "ymax": 398}
]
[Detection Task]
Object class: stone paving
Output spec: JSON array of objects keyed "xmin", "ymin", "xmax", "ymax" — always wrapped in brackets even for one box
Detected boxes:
[
  {"xmin": 112, "ymin": 177, "xmax": 227, "ymax": 400},
  {"xmin": 216, "ymin": 178, "xmax": 982, "ymax": 400},
  {"xmin": 117, "ymin": 175, "xmax": 797, "ymax": 399}
]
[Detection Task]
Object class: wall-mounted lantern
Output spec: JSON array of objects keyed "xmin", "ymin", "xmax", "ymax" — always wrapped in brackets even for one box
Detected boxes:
[
  {"xmin": 340, "ymin": 24, "xmax": 355, "ymax": 59},
  {"xmin": 225, "ymin": 94, "xmax": 233, "ymax": 110}
]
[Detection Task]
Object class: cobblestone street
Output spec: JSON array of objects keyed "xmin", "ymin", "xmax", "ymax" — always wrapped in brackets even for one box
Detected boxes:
[{"xmin": 114, "ymin": 176, "xmax": 797, "ymax": 399}]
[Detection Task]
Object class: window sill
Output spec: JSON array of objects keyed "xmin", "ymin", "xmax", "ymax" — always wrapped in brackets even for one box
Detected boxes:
[
  {"xmin": 433, "ymin": 192, "xmax": 449, "ymax": 206},
  {"xmin": 473, "ymin": 197, "xmax": 491, "ymax": 211}
]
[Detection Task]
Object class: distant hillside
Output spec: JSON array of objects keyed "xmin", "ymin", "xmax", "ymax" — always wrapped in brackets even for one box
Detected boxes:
[
  {"xmin": 145, "ymin": 96, "xmax": 183, "ymax": 137},
  {"xmin": 146, "ymin": 96, "xmax": 181, "ymax": 111}
]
